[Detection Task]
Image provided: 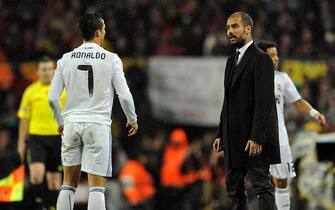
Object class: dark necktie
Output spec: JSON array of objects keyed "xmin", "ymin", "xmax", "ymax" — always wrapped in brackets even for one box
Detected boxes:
[
  {"xmin": 234, "ymin": 51, "xmax": 240, "ymax": 66},
  {"xmin": 227, "ymin": 51, "xmax": 240, "ymax": 90}
]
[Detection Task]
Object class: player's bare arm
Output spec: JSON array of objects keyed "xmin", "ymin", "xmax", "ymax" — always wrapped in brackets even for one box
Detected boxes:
[
  {"xmin": 294, "ymin": 99, "xmax": 326, "ymax": 126},
  {"xmin": 17, "ymin": 118, "xmax": 29, "ymax": 161}
]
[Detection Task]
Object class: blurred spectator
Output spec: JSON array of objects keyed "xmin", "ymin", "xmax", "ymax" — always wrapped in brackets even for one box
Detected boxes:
[
  {"xmin": 181, "ymin": 138, "xmax": 212, "ymax": 210},
  {"xmin": 119, "ymin": 158, "xmax": 156, "ymax": 210},
  {"xmin": 158, "ymin": 128, "xmax": 190, "ymax": 210},
  {"xmin": 106, "ymin": 140, "xmax": 131, "ymax": 210},
  {"xmin": 279, "ymin": 33, "xmax": 293, "ymax": 58},
  {"xmin": 203, "ymin": 28, "xmax": 234, "ymax": 56},
  {"xmin": 294, "ymin": 27, "xmax": 317, "ymax": 57},
  {"xmin": 317, "ymin": 77, "xmax": 333, "ymax": 112}
]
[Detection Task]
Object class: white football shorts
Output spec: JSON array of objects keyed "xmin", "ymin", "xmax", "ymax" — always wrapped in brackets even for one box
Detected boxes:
[
  {"xmin": 270, "ymin": 144, "xmax": 296, "ymax": 179},
  {"xmin": 61, "ymin": 122, "xmax": 112, "ymax": 177}
]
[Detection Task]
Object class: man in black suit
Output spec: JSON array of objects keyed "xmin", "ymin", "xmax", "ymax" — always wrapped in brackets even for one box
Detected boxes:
[{"xmin": 213, "ymin": 11, "xmax": 280, "ymax": 210}]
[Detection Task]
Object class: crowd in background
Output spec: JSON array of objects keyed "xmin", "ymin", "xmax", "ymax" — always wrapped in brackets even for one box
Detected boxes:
[
  {"xmin": 0, "ymin": 0, "xmax": 335, "ymax": 61},
  {"xmin": 1, "ymin": 0, "xmax": 335, "ymax": 210}
]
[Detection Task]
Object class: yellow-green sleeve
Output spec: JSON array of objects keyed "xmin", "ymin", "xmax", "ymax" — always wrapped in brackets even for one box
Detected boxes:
[{"xmin": 17, "ymin": 87, "xmax": 32, "ymax": 119}]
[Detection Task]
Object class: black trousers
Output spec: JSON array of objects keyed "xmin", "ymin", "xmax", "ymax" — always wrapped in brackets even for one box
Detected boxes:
[{"xmin": 225, "ymin": 166, "xmax": 275, "ymax": 210}]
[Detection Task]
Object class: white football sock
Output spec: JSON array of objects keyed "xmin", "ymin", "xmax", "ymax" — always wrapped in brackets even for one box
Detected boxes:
[
  {"xmin": 88, "ymin": 186, "xmax": 106, "ymax": 210},
  {"xmin": 56, "ymin": 185, "xmax": 76, "ymax": 210},
  {"xmin": 275, "ymin": 187, "xmax": 290, "ymax": 210}
]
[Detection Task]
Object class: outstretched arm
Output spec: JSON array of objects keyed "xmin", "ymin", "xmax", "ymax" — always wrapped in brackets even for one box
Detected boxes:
[{"xmin": 294, "ymin": 99, "xmax": 326, "ymax": 126}]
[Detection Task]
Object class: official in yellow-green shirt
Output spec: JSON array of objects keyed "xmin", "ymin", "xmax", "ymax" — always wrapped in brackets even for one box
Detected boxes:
[
  {"xmin": 17, "ymin": 56, "xmax": 65, "ymax": 210},
  {"xmin": 17, "ymin": 80, "xmax": 66, "ymax": 135}
]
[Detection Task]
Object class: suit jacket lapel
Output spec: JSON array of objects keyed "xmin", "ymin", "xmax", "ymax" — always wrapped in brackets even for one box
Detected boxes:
[{"xmin": 231, "ymin": 43, "xmax": 257, "ymax": 88}]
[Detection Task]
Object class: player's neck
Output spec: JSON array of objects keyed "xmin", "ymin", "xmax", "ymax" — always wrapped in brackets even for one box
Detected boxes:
[{"xmin": 83, "ymin": 39, "xmax": 102, "ymax": 46}]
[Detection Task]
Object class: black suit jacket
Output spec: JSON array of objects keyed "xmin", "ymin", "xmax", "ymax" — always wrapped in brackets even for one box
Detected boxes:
[{"xmin": 217, "ymin": 43, "xmax": 280, "ymax": 168}]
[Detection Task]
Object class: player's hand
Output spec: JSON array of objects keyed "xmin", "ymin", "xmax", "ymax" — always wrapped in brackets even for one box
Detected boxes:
[
  {"xmin": 315, "ymin": 113, "xmax": 326, "ymax": 126},
  {"xmin": 245, "ymin": 139, "xmax": 262, "ymax": 157},
  {"xmin": 213, "ymin": 138, "xmax": 224, "ymax": 152},
  {"xmin": 17, "ymin": 141, "xmax": 25, "ymax": 162},
  {"xmin": 126, "ymin": 122, "xmax": 138, "ymax": 136},
  {"xmin": 58, "ymin": 124, "xmax": 64, "ymax": 135}
]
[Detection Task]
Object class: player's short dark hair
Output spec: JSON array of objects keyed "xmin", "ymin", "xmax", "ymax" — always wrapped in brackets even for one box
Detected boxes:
[
  {"xmin": 257, "ymin": 40, "xmax": 278, "ymax": 52},
  {"xmin": 38, "ymin": 55, "xmax": 53, "ymax": 64},
  {"xmin": 229, "ymin": 11, "xmax": 254, "ymax": 29},
  {"xmin": 78, "ymin": 12, "xmax": 104, "ymax": 41}
]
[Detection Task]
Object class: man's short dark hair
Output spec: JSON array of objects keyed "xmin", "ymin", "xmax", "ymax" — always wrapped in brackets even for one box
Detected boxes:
[
  {"xmin": 230, "ymin": 11, "xmax": 254, "ymax": 29},
  {"xmin": 79, "ymin": 12, "xmax": 104, "ymax": 41},
  {"xmin": 257, "ymin": 40, "xmax": 277, "ymax": 52}
]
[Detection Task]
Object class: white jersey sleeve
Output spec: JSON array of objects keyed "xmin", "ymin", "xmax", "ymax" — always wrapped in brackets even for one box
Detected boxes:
[
  {"xmin": 48, "ymin": 59, "xmax": 65, "ymax": 125},
  {"xmin": 283, "ymin": 73, "xmax": 301, "ymax": 104},
  {"xmin": 112, "ymin": 56, "xmax": 137, "ymax": 124}
]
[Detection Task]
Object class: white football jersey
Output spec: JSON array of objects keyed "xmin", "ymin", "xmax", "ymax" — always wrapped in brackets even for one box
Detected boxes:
[
  {"xmin": 49, "ymin": 42, "xmax": 137, "ymax": 125},
  {"xmin": 274, "ymin": 71, "xmax": 301, "ymax": 146}
]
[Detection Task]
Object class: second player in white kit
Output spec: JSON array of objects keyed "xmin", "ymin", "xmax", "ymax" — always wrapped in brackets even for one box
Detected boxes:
[
  {"xmin": 271, "ymin": 71, "xmax": 300, "ymax": 179},
  {"xmin": 258, "ymin": 40, "xmax": 326, "ymax": 210}
]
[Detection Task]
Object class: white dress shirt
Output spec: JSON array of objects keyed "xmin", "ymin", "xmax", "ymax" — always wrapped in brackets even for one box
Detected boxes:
[{"xmin": 236, "ymin": 40, "xmax": 253, "ymax": 65}]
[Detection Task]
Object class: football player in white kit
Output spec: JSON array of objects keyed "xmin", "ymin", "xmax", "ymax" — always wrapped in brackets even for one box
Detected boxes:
[
  {"xmin": 257, "ymin": 40, "xmax": 326, "ymax": 210},
  {"xmin": 48, "ymin": 13, "xmax": 138, "ymax": 210}
]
